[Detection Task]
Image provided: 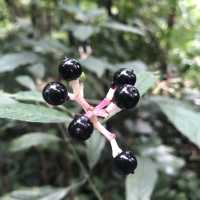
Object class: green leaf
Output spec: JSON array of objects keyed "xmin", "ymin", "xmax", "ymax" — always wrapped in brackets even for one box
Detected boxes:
[
  {"xmin": 0, "ymin": 52, "xmax": 39, "ymax": 73},
  {"xmin": 0, "ymin": 186, "xmax": 70, "ymax": 200},
  {"xmin": 103, "ymin": 21, "xmax": 145, "ymax": 36},
  {"xmin": 10, "ymin": 91, "xmax": 44, "ymax": 102},
  {"xmin": 34, "ymin": 38, "xmax": 69, "ymax": 55},
  {"xmin": 0, "ymin": 96, "xmax": 17, "ymax": 104},
  {"xmin": 28, "ymin": 63, "xmax": 46, "ymax": 79},
  {"xmin": 126, "ymin": 158, "xmax": 158, "ymax": 200},
  {"xmin": 0, "ymin": 91, "xmax": 44, "ymax": 103},
  {"xmin": 16, "ymin": 75, "xmax": 36, "ymax": 90},
  {"xmin": 60, "ymin": 3, "xmax": 106, "ymax": 22},
  {"xmin": 72, "ymin": 25, "xmax": 97, "ymax": 41},
  {"xmin": 0, "ymin": 178, "xmax": 86, "ymax": 200},
  {"xmin": 81, "ymin": 57, "xmax": 113, "ymax": 77},
  {"xmin": 136, "ymin": 71, "xmax": 157, "ymax": 96},
  {"xmin": 86, "ymin": 131, "xmax": 106, "ymax": 168},
  {"xmin": 141, "ymin": 145, "xmax": 185, "ymax": 175},
  {"xmin": 9, "ymin": 132, "xmax": 61, "ymax": 152},
  {"xmin": 116, "ymin": 60, "xmax": 147, "ymax": 72},
  {"xmin": 59, "ymin": 4, "xmax": 82, "ymax": 15},
  {"xmin": 152, "ymin": 96, "xmax": 200, "ymax": 148},
  {"xmin": 0, "ymin": 101, "xmax": 70, "ymax": 123}
]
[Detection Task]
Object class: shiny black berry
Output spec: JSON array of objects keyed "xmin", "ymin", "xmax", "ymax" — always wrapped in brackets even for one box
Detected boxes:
[
  {"xmin": 59, "ymin": 58, "xmax": 82, "ymax": 81},
  {"xmin": 113, "ymin": 68, "xmax": 136, "ymax": 86},
  {"xmin": 68, "ymin": 115, "xmax": 93, "ymax": 141},
  {"xmin": 42, "ymin": 81, "xmax": 69, "ymax": 106},
  {"xmin": 113, "ymin": 151, "xmax": 137, "ymax": 175},
  {"xmin": 113, "ymin": 84, "xmax": 140, "ymax": 109}
]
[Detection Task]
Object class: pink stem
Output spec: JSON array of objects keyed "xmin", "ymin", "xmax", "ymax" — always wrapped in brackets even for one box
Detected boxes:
[
  {"xmin": 105, "ymin": 103, "xmax": 121, "ymax": 116},
  {"xmin": 69, "ymin": 80, "xmax": 80, "ymax": 96},
  {"xmin": 95, "ymin": 99, "xmax": 111, "ymax": 110},
  {"xmin": 69, "ymin": 79, "xmax": 93, "ymax": 112},
  {"xmin": 85, "ymin": 111, "xmax": 93, "ymax": 118},
  {"xmin": 75, "ymin": 96, "xmax": 93, "ymax": 112},
  {"xmin": 90, "ymin": 117, "xmax": 122, "ymax": 157},
  {"xmin": 110, "ymin": 139, "xmax": 122, "ymax": 158},
  {"xmin": 94, "ymin": 109, "xmax": 109, "ymax": 118},
  {"xmin": 95, "ymin": 88, "xmax": 116, "ymax": 111},
  {"xmin": 68, "ymin": 78, "xmax": 123, "ymax": 157},
  {"xmin": 93, "ymin": 120, "xmax": 116, "ymax": 141},
  {"xmin": 85, "ymin": 109, "xmax": 108, "ymax": 118}
]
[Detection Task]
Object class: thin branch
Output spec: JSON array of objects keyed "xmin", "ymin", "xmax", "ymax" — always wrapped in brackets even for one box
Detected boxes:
[{"xmin": 58, "ymin": 124, "xmax": 103, "ymax": 200}]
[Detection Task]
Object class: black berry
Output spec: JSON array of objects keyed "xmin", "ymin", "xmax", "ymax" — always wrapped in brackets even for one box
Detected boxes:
[
  {"xmin": 68, "ymin": 115, "xmax": 93, "ymax": 141},
  {"xmin": 113, "ymin": 84, "xmax": 140, "ymax": 109},
  {"xmin": 59, "ymin": 58, "xmax": 82, "ymax": 81},
  {"xmin": 113, "ymin": 151, "xmax": 137, "ymax": 175},
  {"xmin": 42, "ymin": 81, "xmax": 69, "ymax": 105},
  {"xmin": 113, "ymin": 68, "xmax": 136, "ymax": 86}
]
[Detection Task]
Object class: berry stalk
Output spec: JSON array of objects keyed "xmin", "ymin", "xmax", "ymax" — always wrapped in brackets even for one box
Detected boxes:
[
  {"xmin": 91, "ymin": 116, "xmax": 123, "ymax": 158},
  {"xmin": 105, "ymin": 103, "xmax": 121, "ymax": 116},
  {"xmin": 69, "ymin": 79, "xmax": 93, "ymax": 112},
  {"xmin": 110, "ymin": 139, "xmax": 123, "ymax": 158},
  {"xmin": 95, "ymin": 88, "xmax": 116, "ymax": 110},
  {"xmin": 91, "ymin": 117, "xmax": 116, "ymax": 141}
]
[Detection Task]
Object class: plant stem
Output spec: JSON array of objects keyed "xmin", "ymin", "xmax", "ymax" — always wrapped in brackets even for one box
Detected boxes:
[
  {"xmin": 58, "ymin": 124, "xmax": 103, "ymax": 200},
  {"xmin": 105, "ymin": 103, "xmax": 121, "ymax": 116},
  {"xmin": 92, "ymin": 116, "xmax": 116, "ymax": 141},
  {"xmin": 69, "ymin": 79, "xmax": 93, "ymax": 112},
  {"xmin": 68, "ymin": 77, "xmax": 123, "ymax": 159}
]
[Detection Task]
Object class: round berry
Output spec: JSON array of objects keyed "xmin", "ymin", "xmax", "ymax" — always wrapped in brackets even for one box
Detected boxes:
[
  {"xmin": 113, "ymin": 151, "xmax": 137, "ymax": 175},
  {"xmin": 68, "ymin": 115, "xmax": 93, "ymax": 141},
  {"xmin": 113, "ymin": 68, "xmax": 136, "ymax": 86},
  {"xmin": 113, "ymin": 84, "xmax": 140, "ymax": 109},
  {"xmin": 59, "ymin": 58, "xmax": 82, "ymax": 81},
  {"xmin": 42, "ymin": 81, "xmax": 69, "ymax": 106}
]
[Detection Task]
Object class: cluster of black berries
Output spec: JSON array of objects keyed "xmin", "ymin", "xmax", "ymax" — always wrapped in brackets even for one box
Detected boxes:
[
  {"xmin": 42, "ymin": 57, "xmax": 139, "ymax": 175},
  {"xmin": 112, "ymin": 68, "xmax": 140, "ymax": 109},
  {"xmin": 43, "ymin": 58, "xmax": 82, "ymax": 105}
]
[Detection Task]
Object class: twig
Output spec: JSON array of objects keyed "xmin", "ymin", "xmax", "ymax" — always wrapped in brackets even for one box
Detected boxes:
[{"xmin": 58, "ymin": 124, "xmax": 103, "ymax": 200}]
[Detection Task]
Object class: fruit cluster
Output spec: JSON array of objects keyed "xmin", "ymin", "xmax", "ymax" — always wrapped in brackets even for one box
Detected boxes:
[{"xmin": 42, "ymin": 57, "xmax": 140, "ymax": 175}]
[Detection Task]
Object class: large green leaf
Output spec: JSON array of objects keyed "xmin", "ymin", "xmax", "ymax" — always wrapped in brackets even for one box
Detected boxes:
[
  {"xmin": 0, "ymin": 91, "xmax": 44, "ymax": 103},
  {"xmin": 152, "ymin": 96, "xmax": 200, "ymax": 148},
  {"xmin": 16, "ymin": 75, "xmax": 36, "ymax": 90},
  {"xmin": 60, "ymin": 3, "xmax": 106, "ymax": 22},
  {"xmin": 86, "ymin": 131, "xmax": 106, "ymax": 169},
  {"xmin": 0, "ymin": 177, "xmax": 87, "ymax": 200},
  {"xmin": 59, "ymin": 3, "xmax": 81, "ymax": 15},
  {"xmin": 72, "ymin": 25, "xmax": 97, "ymax": 41},
  {"xmin": 10, "ymin": 91, "xmax": 44, "ymax": 102},
  {"xmin": 81, "ymin": 57, "xmax": 113, "ymax": 77},
  {"xmin": 141, "ymin": 145, "xmax": 185, "ymax": 175},
  {"xmin": 116, "ymin": 60, "xmax": 147, "ymax": 72},
  {"xmin": 0, "ymin": 186, "xmax": 70, "ymax": 200},
  {"xmin": 9, "ymin": 132, "xmax": 61, "ymax": 152},
  {"xmin": 0, "ymin": 52, "xmax": 39, "ymax": 73},
  {"xmin": 136, "ymin": 71, "xmax": 157, "ymax": 96},
  {"xmin": 28, "ymin": 63, "xmax": 46, "ymax": 79},
  {"xmin": 34, "ymin": 38, "xmax": 69, "ymax": 55},
  {"xmin": 103, "ymin": 21, "xmax": 145, "ymax": 36},
  {"xmin": 126, "ymin": 158, "xmax": 158, "ymax": 200},
  {"xmin": 0, "ymin": 100, "xmax": 70, "ymax": 123}
]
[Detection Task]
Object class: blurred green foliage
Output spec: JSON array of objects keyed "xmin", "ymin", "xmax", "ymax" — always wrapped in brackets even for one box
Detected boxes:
[{"xmin": 0, "ymin": 0, "xmax": 200, "ymax": 199}]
